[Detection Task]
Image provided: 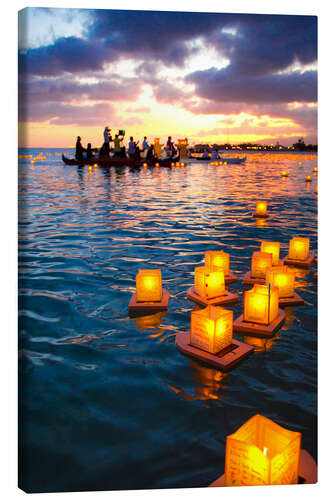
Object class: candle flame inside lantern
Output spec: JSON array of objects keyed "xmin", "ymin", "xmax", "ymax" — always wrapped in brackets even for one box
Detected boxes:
[
  {"xmin": 244, "ymin": 284, "xmax": 279, "ymax": 325},
  {"xmin": 136, "ymin": 269, "xmax": 162, "ymax": 302},
  {"xmin": 224, "ymin": 414, "xmax": 301, "ymax": 486},
  {"xmin": 190, "ymin": 305, "xmax": 233, "ymax": 354},
  {"xmin": 288, "ymin": 237, "xmax": 310, "ymax": 261},
  {"xmin": 260, "ymin": 241, "xmax": 280, "ymax": 266},
  {"xmin": 255, "ymin": 201, "xmax": 267, "ymax": 216},
  {"xmin": 266, "ymin": 266, "xmax": 295, "ymax": 298},
  {"xmin": 194, "ymin": 266, "xmax": 226, "ymax": 299}
]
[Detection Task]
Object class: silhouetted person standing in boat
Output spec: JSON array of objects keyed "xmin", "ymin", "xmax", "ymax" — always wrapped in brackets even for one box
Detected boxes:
[
  {"xmin": 111, "ymin": 132, "xmax": 125, "ymax": 157},
  {"xmin": 86, "ymin": 143, "xmax": 94, "ymax": 160},
  {"xmin": 128, "ymin": 136, "xmax": 139, "ymax": 160},
  {"xmin": 75, "ymin": 136, "xmax": 86, "ymax": 161},
  {"xmin": 167, "ymin": 136, "xmax": 176, "ymax": 157},
  {"xmin": 103, "ymin": 126, "xmax": 111, "ymax": 156}
]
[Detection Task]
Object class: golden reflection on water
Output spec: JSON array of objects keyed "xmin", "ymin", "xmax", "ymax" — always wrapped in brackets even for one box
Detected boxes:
[
  {"xmin": 241, "ymin": 332, "xmax": 280, "ymax": 353},
  {"xmin": 169, "ymin": 358, "xmax": 229, "ymax": 402}
]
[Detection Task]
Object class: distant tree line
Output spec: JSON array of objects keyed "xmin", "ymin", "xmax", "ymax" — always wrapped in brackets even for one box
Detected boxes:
[{"xmin": 190, "ymin": 138, "xmax": 317, "ymax": 153}]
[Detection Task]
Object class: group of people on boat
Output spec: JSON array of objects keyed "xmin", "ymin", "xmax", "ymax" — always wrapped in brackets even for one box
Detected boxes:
[{"xmin": 75, "ymin": 127, "xmax": 179, "ymax": 162}]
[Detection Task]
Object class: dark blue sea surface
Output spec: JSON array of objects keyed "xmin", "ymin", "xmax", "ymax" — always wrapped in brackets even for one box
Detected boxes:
[{"xmin": 18, "ymin": 148, "xmax": 317, "ymax": 493}]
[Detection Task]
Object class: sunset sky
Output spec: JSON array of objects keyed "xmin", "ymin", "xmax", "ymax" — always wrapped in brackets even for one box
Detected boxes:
[{"xmin": 18, "ymin": 8, "xmax": 317, "ymax": 148}]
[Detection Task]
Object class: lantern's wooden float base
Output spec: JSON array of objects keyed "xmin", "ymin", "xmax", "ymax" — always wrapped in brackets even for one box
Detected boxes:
[
  {"xmin": 279, "ymin": 292, "xmax": 304, "ymax": 307},
  {"xmin": 225, "ymin": 272, "xmax": 238, "ymax": 285},
  {"xmin": 283, "ymin": 253, "xmax": 315, "ymax": 268},
  {"xmin": 176, "ymin": 332, "xmax": 254, "ymax": 371},
  {"xmin": 233, "ymin": 309, "xmax": 286, "ymax": 338},
  {"xmin": 128, "ymin": 288, "xmax": 169, "ymax": 312},
  {"xmin": 208, "ymin": 449, "xmax": 317, "ymax": 487},
  {"xmin": 252, "ymin": 213, "xmax": 268, "ymax": 219},
  {"xmin": 186, "ymin": 287, "xmax": 239, "ymax": 307},
  {"xmin": 242, "ymin": 272, "xmax": 265, "ymax": 286}
]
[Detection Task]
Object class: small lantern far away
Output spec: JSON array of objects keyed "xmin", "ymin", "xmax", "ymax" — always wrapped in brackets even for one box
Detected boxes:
[
  {"xmin": 260, "ymin": 241, "xmax": 280, "ymax": 266},
  {"xmin": 190, "ymin": 305, "xmax": 233, "ymax": 354},
  {"xmin": 288, "ymin": 237, "xmax": 310, "ymax": 261},
  {"xmin": 251, "ymin": 251, "xmax": 272, "ymax": 279},
  {"xmin": 266, "ymin": 266, "xmax": 295, "ymax": 298},
  {"xmin": 224, "ymin": 414, "xmax": 301, "ymax": 486},
  {"xmin": 194, "ymin": 266, "xmax": 226, "ymax": 299},
  {"xmin": 129, "ymin": 268, "xmax": 169, "ymax": 312},
  {"xmin": 255, "ymin": 201, "xmax": 268, "ymax": 218},
  {"xmin": 136, "ymin": 269, "xmax": 162, "ymax": 302},
  {"xmin": 243, "ymin": 284, "xmax": 279, "ymax": 325}
]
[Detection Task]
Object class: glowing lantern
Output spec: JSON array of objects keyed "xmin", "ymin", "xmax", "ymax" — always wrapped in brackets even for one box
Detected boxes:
[
  {"xmin": 313, "ymin": 167, "xmax": 318, "ymax": 173},
  {"xmin": 136, "ymin": 269, "xmax": 162, "ymax": 302},
  {"xmin": 190, "ymin": 305, "xmax": 233, "ymax": 354},
  {"xmin": 260, "ymin": 241, "xmax": 280, "ymax": 266},
  {"xmin": 88, "ymin": 166, "xmax": 92, "ymax": 173},
  {"xmin": 194, "ymin": 266, "xmax": 226, "ymax": 299},
  {"xmin": 155, "ymin": 163, "xmax": 160, "ymax": 167},
  {"xmin": 171, "ymin": 162, "xmax": 175, "ymax": 167},
  {"xmin": 282, "ymin": 170, "xmax": 288, "ymax": 177},
  {"xmin": 181, "ymin": 162, "xmax": 185, "ymax": 167},
  {"xmin": 224, "ymin": 161, "xmax": 227, "ymax": 166},
  {"xmin": 154, "ymin": 138, "xmax": 162, "ymax": 157},
  {"xmin": 243, "ymin": 284, "xmax": 279, "ymax": 325},
  {"xmin": 143, "ymin": 162, "xmax": 148, "ymax": 167},
  {"xmin": 288, "ymin": 237, "xmax": 310, "ymax": 261},
  {"xmin": 251, "ymin": 252, "xmax": 272, "ymax": 279},
  {"xmin": 266, "ymin": 266, "xmax": 295, "ymax": 298},
  {"xmin": 299, "ymin": 161, "xmax": 302, "ymax": 166},
  {"xmin": 205, "ymin": 250, "xmax": 230, "ymax": 277},
  {"xmin": 177, "ymin": 139, "xmax": 188, "ymax": 159},
  {"xmin": 306, "ymin": 175, "xmax": 312, "ymax": 182},
  {"xmin": 94, "ymin": 163, "xmax": 98, "ymax": 168},
  {"xmin": 255, "ymin": 201, "xmax": 267, "ymax": 217},
  {"xmin": 224, "ymin": 414, "xmax": 301, "ymax": 486}
]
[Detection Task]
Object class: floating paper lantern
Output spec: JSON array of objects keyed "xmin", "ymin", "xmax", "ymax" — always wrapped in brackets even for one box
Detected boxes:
[
  {"xmin": 255, "ymin": 201, "xmax": 267, "ymax": 217},
  {"xmin": 181, "ymin": 162, "xmax": 185, "ymax": 167},
  {"xmin": 313, "ymin": 167, "xmax": 318, "ymax": 173},
  {"xmin": 88, "ymin": 166, "xmax": 92, "ymax": 172},
  {"xmin": 224, "ymin": 414, "xmax": 301, "ymax": 486},
  {"xmin": 155, "ymin": 163, "xmax": 160, "ymax": 167},
  {"xmin": 266, "ymin": 266, "xmax": 295, "ymax": 298},
  {"xmin": 288, "ymin": 237, "xmax": 310, "ymax": 261},
  {"xmin": 282, "ymin": 170, "xmax": 288, "ymax": 177},
  {"xmin": 190, "ymin": 305, "xmax": 233, "ymax": 354},
  {"xmin": 251, "ymin": 252, "xmax": 272, "ymax": 278},
  {"xmin": 136, "ymin": 269, "xmax": 162, "ymax": 302},
  {"xmin": 94, "ymin": 163, "xmax": 98, "ymax": 168},
  {"xmin": 243, "ymin": 284, "xmax": 279, "ymax": 325},
  {"xmin": 306, "ymin": 175, "xmax": 312, "ymax": 182},
  {"xmin": 205, "ymin": 250, "xmax": 230, "ymax": 277},
  {"xmin": 260, "ymin": 241, "xmax": 280, "ymax": 266},
  {"xmin": 194, "ymin": 266, "xmax": 226, "ymax": 299}
]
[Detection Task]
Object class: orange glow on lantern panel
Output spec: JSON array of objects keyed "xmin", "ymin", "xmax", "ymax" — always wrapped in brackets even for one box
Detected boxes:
[
  {"xmin": 243, "ymin": 284, "xmax": 279, "ymax": 325},
  {"xmin": 190, "ymin": 305, "xmax": 233, "ymax": 354},
  {"xmin": 255, "ymin": 201, "xmax": 267, "ymax": 216},
  {"xmin": 251, "ymin": 252, "xmax": 272, "ymax": 278},
  {"xmin": 260, "ymin": 241, "xmax": 280, "ymax": 266},
  {"xmin": 194, "ymin": 266, "xmax": 226, "ymax": 299},
  {"xmin": 288, "ymin": 237, "xmax": 310, "ymax": 261},
  {"xmin": 205, "ymin": 250, "xmax": 230, "ymax": 276},
  {"xmin": 136, "ymin": 269, "xmax": 162, "ymax": 302},
  {"xmin": 224, "ymin": 414, "xmax": 301, "ymax": 486},
  {"xmin": 266, "ymin": 266, "xmax": 295, "ymax": 298}
]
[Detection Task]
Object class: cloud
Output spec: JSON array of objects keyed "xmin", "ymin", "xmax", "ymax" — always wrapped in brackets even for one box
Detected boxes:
[
  {"xmin": 186, "ymin": 68, "xmax": 317, "ymax": 104},
  {"xmin": 19, "ymin": 101, "xmax": 119, "ymax": 126}
]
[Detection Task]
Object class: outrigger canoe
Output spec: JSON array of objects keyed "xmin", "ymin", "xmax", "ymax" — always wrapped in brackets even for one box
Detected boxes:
[
  {"xmin": 189, "ymin": 155, "xmax": 246, "ymax": 164},
  {"xmin": 62, "ymin": 153, "xmax": 180, "ymax": 168}
]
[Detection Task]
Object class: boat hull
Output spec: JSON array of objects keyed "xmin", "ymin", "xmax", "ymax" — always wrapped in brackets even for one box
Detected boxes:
[{"xmin": 62, "ymin": 154, "xmax": 180, "ymax": 168}]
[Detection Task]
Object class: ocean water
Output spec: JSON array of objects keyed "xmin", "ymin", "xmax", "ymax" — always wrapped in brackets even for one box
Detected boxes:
[{"xmin": 18, "ymin": 148, "xmax": 317, "ymax": 493}]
